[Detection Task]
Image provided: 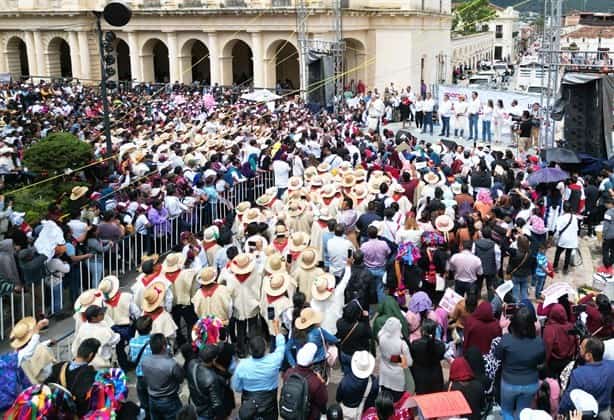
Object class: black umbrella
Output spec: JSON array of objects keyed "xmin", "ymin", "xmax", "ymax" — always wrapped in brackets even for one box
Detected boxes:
[
  {"xmin": 395, "ymin": 129, "xmax": 413, "ymax": 142},
  {"xmin": 440, "ymin": 139, "xmax": 458, "ymax": 151},
  {"xmin": 540, "ymin": 147, "xmax": 581, "ymax": 164}
]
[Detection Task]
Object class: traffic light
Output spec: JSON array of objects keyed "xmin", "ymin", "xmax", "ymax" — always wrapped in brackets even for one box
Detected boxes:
[{"xmin": 102, "ymin": 31, "xmax": 117, "ymax": 89}]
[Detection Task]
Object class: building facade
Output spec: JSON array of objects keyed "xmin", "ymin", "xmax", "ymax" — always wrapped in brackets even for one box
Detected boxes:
[
  {"xmin": 451, "ymin": 31, "xmax": 494, "ymax": 70},
  {"xmin": 0, "ymin": 0, "xmax": 454, "ymax": 92},
  {"xmin": 484, "ymin": 5, "xmax": 519, "ymax": 62}
]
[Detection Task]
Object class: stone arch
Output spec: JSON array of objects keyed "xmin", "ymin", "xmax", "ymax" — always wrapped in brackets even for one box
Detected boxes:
[
  {"xmin": 343, "ymin": 37, "xmax": 367, "ymax": 89},
  {"xmin": 142, "ymin": 38, "xmax": 169, "ymax": 83},
  {"xmin": 47, "ymin": 36, "xmax": 72, "ymax": 78},
  {"xmin": 264, "ymin": 39, "xmax": 299, "ymax": 91},
  {"xmin": 112, "ymin": 38, "xmax": 132, "ymax": 82},
  {"xmin": 222, "ymin": 39, "xmax": 253, "ymax": 86},
  {"xmin": 180, "ymin": 38, "xmax": 210, "ymax": 85},
  {"xmin": 5, "ymin": 36, "xmax": 29, "ymax": 79}
]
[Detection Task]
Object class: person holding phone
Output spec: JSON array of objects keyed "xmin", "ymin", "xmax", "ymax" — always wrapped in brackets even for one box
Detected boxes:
[
  {"xmin": 378, "ymin": 317, "xmax": 412, "ymax": 402},
  {"xmin": 260, "ymin": 273, "xmax": 292, "ymax": 350}
]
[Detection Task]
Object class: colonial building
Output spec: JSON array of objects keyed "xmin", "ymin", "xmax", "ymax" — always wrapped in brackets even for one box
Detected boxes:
[
  {"xmin": 451, "ymin": 31, "xmax": 494, "ymax": 70},
  {"xmin": 0, "ymin": 0, "xmax": 453, "ymax": 91},
  {"xmin": 485, "ymin": 5, "xmax": 519, "ymax": 62}
]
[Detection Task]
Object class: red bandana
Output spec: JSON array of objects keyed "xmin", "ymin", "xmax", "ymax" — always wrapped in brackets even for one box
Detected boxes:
[
  {"xmin": 106, "ymin": 292, "xmax": 121, "ymax": 308},
  {"xmin": 322, "ymin": 197, "xmax": 334, "ymax": 205},
  {"xmin": 145, "ymin": 307, "xmax": 164, "ymax": 321},
  {"xmin": 317, "ymin": 220, "xmax": 328, "ymax": 229},
  {"xmin": 234, "ymin": 272, "xmax": 251, "ymax": 283},
  {"xmin": 273, "ymin": 238, "xmax": 288, "ymax": 253},
  {"xmin": 267, "ymin": 198, "xmax": 277, "ymax": 208},
  {"xmin": 392, "ymin": 193, "xmax": 402, "ymax": 202},
  {"xmin": 266, "ymin": 294, "xmax": 284, "ymax": 304},
  {"xmin": 164, "ymin": 271, "xmax": 181, "ymax": 284},
  {"xmin": 203, "ymin": 241, "xmax": 218, "ymax": 251},
  {"xmin": 142, "ymin": 272, "xmax": 159, "ymax": 288},
  {"xmin": 200, "ymin": 284, "xmax": 219, "ymax": 298}
]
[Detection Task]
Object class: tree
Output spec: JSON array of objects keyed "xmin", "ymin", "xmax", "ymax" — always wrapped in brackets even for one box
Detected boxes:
[
  {"xmin": 453, "ymin": 0, "xmax": 498, "ymax": 34},
  {"xmin": 23, "ymin": 132, "xmax": 94, "ymax": 175}
]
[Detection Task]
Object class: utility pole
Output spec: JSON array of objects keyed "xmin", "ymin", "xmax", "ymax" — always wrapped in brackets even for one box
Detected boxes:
[
  {"xmin": 296, "ymin": 0, "xmax": 309, "ymax": 102},
  {"xmin": 332, "ymin": 0, "xmax": 345, "ymax": 113}
]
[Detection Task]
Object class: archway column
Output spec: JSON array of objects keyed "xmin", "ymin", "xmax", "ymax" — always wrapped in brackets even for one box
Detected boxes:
[
  {"xmin": 78, "ymin": 31, "xmax": 91, "ymax": 81},
  {"xmin": 33, "ymin": 31, "xmax": 45, "ymax": 79},
  {"xmin": 127, "ymin": 31, "xmax": 142, "ymax": 82},
  {"xmin": 207, "ymin": 32, "xmax": 221, "ymax": 85},
  {"xmin": 67, "ymin": 30, "xmax": 81, "ymax": 78},
  {"xmin": 165, "ymin": 31, "xmax": 179, "ymax": 83},
  {"xmin": 220, "ymin": 55, "xmax": 232, "ymax": 86},
  {"xmin": 263, "ymin": 57, "xmax": 274, "ymax": 89},
  {"xmin": 25, "ymin": 31, "xmax": 38, "ymax": 76},
  {"xmin": 250, "ymin": 31, "xmax": 264, "ymax": 88},
  {"xmin": 177, "ymin": 53, "xmax": 192, "ymax": 84}
]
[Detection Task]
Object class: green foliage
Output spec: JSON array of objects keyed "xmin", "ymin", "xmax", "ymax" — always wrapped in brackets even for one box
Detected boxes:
[
  {"xmin": 23, "ymin": 132, "xmax": 93, "ymax": 175},
  {"xmin": 453, "ymin": 0, "xmax": 497, "ymax": 34},
  {"xmin": 9, "ymin": 181, "xmax": 80, "ymax": 225}
]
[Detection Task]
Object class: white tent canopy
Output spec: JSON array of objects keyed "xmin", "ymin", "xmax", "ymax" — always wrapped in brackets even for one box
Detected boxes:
[{"xmin": 240, "ymin": 89, "xmax": 281, "ymax": 102}]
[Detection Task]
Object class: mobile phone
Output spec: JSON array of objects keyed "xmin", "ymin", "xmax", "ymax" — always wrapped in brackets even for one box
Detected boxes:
[
  {"xmin": 504, "ymin": 304, "xmax": 518, "ymax": 318},
  {"xmin": 286, "ymin": 253, "xmax": 293, "ymax": 263},
  {"xmin": 347, "ymin": 248, "xmax": 353, "ymax": 258},
  {"xmin": 572, "ymin": 304, "xmax": 587, "ymax": 315},
  {"xmin": 267, "ymin": 306, "xmax": 275, "ymax": 320},
  {"xmin": 390, "ymin": 355, "xmax": 402, "ymax": 363}
]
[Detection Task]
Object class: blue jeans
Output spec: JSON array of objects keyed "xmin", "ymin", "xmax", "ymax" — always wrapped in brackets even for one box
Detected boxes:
[
  {"xmin": 500, "ymin": 380, "xmax": 539, "ymax": 420},
  {"xmin": 512, "ymin": 275, "xmax": 529, "ymax": 302},
  {"xmin": 534, "ymin": 274, "xmax": 546, "ymax": 299},
  {"xmin": 340, "ymin": 351, "xmax": 352, "ymax": 375},
  {"xmin": 482, "ymin": 120, "xmax": 492, "ymax": 142},
  {"xmin": 468, "ymin": 114, "xmax": 479, "ymax": 139},
  {"xmin": 149, "ymin": 394, "xmax": 182, "ymax": 420},
  {"xmin": 51, "ymin": 282, "xmax": 62, "ymax": 314},
  {"xmin": 422, "ymin": 111, "xmax": 433, "ymax": 134},
  {"xmin": 368, "ymin": 267, "xmax": 386, "ymax": 302},
  {"xmin": 276, "ymin": 187, "xmax": 287, "ymax": 199},
  {"xmin": 440, "ymin": 116, "xmax": 450, "ymax": 137}
]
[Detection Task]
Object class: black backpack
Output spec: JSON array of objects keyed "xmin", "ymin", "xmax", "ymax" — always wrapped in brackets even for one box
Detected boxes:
[
  {"xmin": 279, "ymin": 373, "xmax": 310, "ymax": 420},
  {"xmin": 372, "ymin": 195, "xmax": 386, "ymax": 218}
]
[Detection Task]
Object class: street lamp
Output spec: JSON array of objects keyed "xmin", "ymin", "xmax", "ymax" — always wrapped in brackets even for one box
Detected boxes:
[{"xmin": 93, "ymin": 1, "xmax": 132, "ymax": 162}]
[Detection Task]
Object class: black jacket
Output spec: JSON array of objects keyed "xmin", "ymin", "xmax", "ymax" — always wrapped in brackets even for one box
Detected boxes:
[
  {"xmin": 186, "ymin": 359, "xmax": 227, "ymax": 419},
  {"xmin": 46, "ymin": 362, "xmax": 97, "ymax": 416},
  {"xmin": 344, "ymin": 263, "xmax": 378, "ymax": 308},
  {"xmin": 506, "ymin": 248, "xmax": 534, "ymax": 277}
]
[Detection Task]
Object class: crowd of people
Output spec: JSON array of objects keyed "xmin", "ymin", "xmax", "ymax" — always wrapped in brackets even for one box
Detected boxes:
[{"xmin": 0, "ymin": 79, "xmax": 612, "ymax": 420}]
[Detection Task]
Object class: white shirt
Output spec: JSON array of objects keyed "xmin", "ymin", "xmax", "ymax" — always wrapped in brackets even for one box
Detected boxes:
[
  {"xmin": 164, "ymin": 195, "xmax": 188, "ymax": 217},
  {"xmin": 68, "ymin": 219, "xmax": 88, "ymax": 241},
  {"xmin": 326, "ymin": 236, "xmax": 354, "ymax": 277},
  {"xmin": 272, "ymin": 159, "xmax": 291, "ymax": 188},
  {"xmin": 455, "ymin": 101, "xmax": 468, "ymax": 117},
  {"xmin": 439, "ymin": 100, "xmax": 453, "ymax": 118},
  {"xmin": 414, "ymin": 100, "xmax": 424, "ymax": 112},
  {"xmin": 555, "ymin": 213, "xmax": 579, "ymax": 249},
  {"xmin": 468, "ymin": 98, "xmax": 481, "ymax": 114},
  {"xmin": 310, "ymin": 266, "xmax": 350, "ymax": 335},
  {"xmin": 423, "ymin": 99, "xmax": 435, "ymax": 112},
  {"xmin": 482, "ymin": 106, "xmax": 493, "ymax": 122}
]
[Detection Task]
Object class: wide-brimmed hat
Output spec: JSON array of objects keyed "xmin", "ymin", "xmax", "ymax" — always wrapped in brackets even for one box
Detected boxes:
[
  {"xmin": 435, "ymin": 214, "xmax": 454, "ymax": 233},
  {"xmin": 274, "ymin": 224, "xmax": 289, "ymax": 237},
  {"xmin": 299, "ymin": 247, "xmax": 319, "ymax": 270},
  {"xmin": 98, "ymin": 275, "xmax": 120, "ymax": 299},
  {"xmin": 255, "ymin": 193, "xmax": 276, "ymax": 207},
  {"xmin": 74, "ymin": 289, "xmax": 104, "ymax": 313},
  {"xmin": 423, "ymin": 171, "xmax": 440, "ymax": 185},
  {"xmin": 230, "ymin": 253, "xmax": 255, "ymax": 275},
  {"xmin": 391, "ymin": 183, "xmax": 406, "ymax": 194},
  {"xmin": 142, "ymin": 281, "xmax": 167, "ymax": 312},
  {"xmin": 294, "ymin": 307, "xmax": 323, "ymax": 330},
  {"xmin": 138, "ymin": 253, "xmax": 160, "ymax": 272},
  {"xmin": 318, "ymin": 207, "xmax": 334, "ymax": 221},
  {"xmin": 304, "ymin": 166, "xmax": 317, "ymax": 180},
  {"xmin": 265, "ymin": 253, "xmax": 286, "ymax": 274},
  {"xmin": 203, "ymin": 226, "xmax": 219, "ymax": 243},
  {"xmin": 162, "ymin": 253, "xmax": 185, "ymax": 273},
  {"xmin": 351, "ymin": 351, "xmax": 376, "ymax": 379},
  {"xmin": 320, "ymin": 184, "xmax": 337, "ymax": 199},
  {"xmin": 287, "ymin": 200, "xmax": 305, "ymax": 217},
  {"xmin": 341, "ymin": 174, "xmax": 356, "ymax": 188},
  {"xmin": 317, "ymin": 162, "xmax": 331, "ymax": 173},
  {"xmin": 288, "ymin": 176, "xmax": 304, "ymax": 191},
  {"xmin": 10, "ymin": 317, "xmax": 36, "ymax": 349},
  {"xmin": 198, "ymin": 267, "xmax": 218, "ymax": 285},
  {"xmin": 351, "ymin": 184, "xmax": 369, "ymax": 200},
  {"xmin": 354, "ymin": 168, "xmax": 367, "ymax": 183},
  {"xmin": 288, "ymin": 231, "xmax": 310, "ymax": 252},
  {"xmin": 236, "ymin": 201, "xmax": 251, "ymax": 216},
  {"xmin": 310, "ymin": 176, "xmax": 323, "ymax": 188},
  {"xmin": 70, "ymin": 186, "xmax": 88, "ymax": 201},
  {"xmin": 243, "ymin": 208, "xmax": 262, "ymax": 224},
  {"xmin": 312, "ymin": 272, "xmax": 335, "ymax": 301},
  {"xmin": 451, "ymin": 183, "xmax": 462, "ymax": 195},
  {"xmin": 263, "ymin": 273, "xmax": 290, "ymax": 297}
]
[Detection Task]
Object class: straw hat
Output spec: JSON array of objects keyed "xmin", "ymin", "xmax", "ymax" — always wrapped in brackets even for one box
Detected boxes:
[
  {"xmin": 435, "ymin": 214, "xmax": 454, "ymax": 233},
  {"xmin": 138, "ymin": 254, "xmax": 160, "ymax": 272},
  {"xmin": 255, "ymin": 193, "xmax": 276, "ymax": 207},
  {"xmin": 341, "ymin": 174, "xmax": 356, "ymax": 188},
  {"xmin": 70, "ymin": 186, "xmax": 88, "ymax": 201},
  {"xmin": 274, "ymin": 224, "xmax": 289, "ymax": 237},
  {"xmin": 203, "ymin": 226, "xmax": 219, "ymax": 243},
  {"xmin": 230, "ymin": 253, "xmax": 255, "ymax": 275},
  {"xmin": 142, "ymin": 281, "xmax": 167, "ymax": 312},
  {"xmin": 451, "ymin": 183, "xmax": 462, "ymax": 195},
  {"xmin": 320, "ymin": 184, "xmax": 337, "ymax": 199},
  {"xmin": 287, "ymin": 200, "xmax": 305, "ymax": 218},
  {"xmin": 312, "ymin": 272, "xmax": 336, "ymax": 301},
  {"xmin": 263, "ymin": 273, "xmax": 290, "ymax": 297},
  {"xmin": 317, "ymin": 162, "xmax": 331, "ymax": 173},
  {"xmin": 288, "ymin": 231, "xmax": 310, "ymax": 253},
  {"xmin": 318, "ymin": 207, "xmax": 334, "ymax": 221},
  {"xmin": 265, "ymin": 253, "xmax": 286, "ymax": 274},
  {"xmin": 198, "ymin": 267, "xmax": 218, "ymax": 285},
  {"xmin": 310, "ymin": 176, "xmax": 323, "ymax": 188},
  {"xmin": 236, "ymin": 201, "xmax": 251, "ymax": 216},
  {"xmin": 304, "ymin": 166, "xmax": 317, "ymax": 180},
  {"xmin": 161, "ymin": 253, "xmax": 185, "ymax": 273},
  {"xmin": 354, "ymin": 168, "xmax": 367, "ymax": 183},
  {"xmin": 98, "ymin": 275, "xmax": 120, "ymax": 299},
  {"xmin": 74, "ymin": 289, "xmax": 104, "ymax": 313},
  {"xmin": 351, "ymin": 351, "xmax": 376, "ymax": 379},
  {"xmin": 294, "ymin": 307, "xmax": 323, "ymax": 330},
  {"xmin": 423, "ymin": 171, "xmax": 440, "ymax": 185},
  {"xmin": 351, "ymin": 184, "xmax": 369, "ymax": 200},
  {"xmin": 338, "ymin": 161, "xmax": 352, "ymax": 174},
  {"xmin": 10, "ymin": 317, "xmax": 36, "ymax": 349},
  {"xmin": 299, "ymin": 247, "xmax": 319, "ymax": 270},
  {"xmin": 391, "ymin": 183, "xmax": 406, "ymax": 194},
  {"xmin": 288, "ymin": 176, "xmax": 304, "ymax": 191},
  {"xmin": 243, "ymin": 208, "xmax": 262, "ymax": 225}
]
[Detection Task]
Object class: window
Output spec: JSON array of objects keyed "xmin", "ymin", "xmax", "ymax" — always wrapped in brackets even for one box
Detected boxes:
[
  {"xmin": 494, "ymin": 46, "xmax": 503, "ymax": 60},
  {"xmin": 496, "ymin": 24, "xmax": 503, "ymax": 39}
]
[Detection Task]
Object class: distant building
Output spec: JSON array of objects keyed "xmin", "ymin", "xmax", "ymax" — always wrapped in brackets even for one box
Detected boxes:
[
  {"xmin": 451, "ymin": 32, "xmax": 494, "ymax": 71},
  {"xmin": 484, "ymin": 5, "xmax": 520, "ymax": 62},
  {"xmin": 561, "ymin": 13, "xmax": 614, "ymax": 51}
]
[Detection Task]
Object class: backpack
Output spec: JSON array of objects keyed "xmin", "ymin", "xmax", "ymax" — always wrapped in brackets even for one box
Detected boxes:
[
  {"xmin": 457, "ymin": 200, "xmax": 473, "ymax": 218},
  {"xmin": 279, "ymin": 372, "xmax": 310, "ymax": 420},
  {"xmin": 0, "ymin": 352, "xmax": 31, "ymax": 411}
]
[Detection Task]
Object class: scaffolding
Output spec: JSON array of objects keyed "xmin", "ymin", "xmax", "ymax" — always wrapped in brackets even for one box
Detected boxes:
[{"xmin": 296, "ymin": 0, "xmax": 345, "ymax": 111}]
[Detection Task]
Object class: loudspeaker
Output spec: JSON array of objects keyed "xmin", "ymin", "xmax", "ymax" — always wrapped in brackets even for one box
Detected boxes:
[
  {"xmin": 563, "ymin": 80, "xmax": 605, "ymax": 158},
  {"xmin": 307, "ymin": 59, "xmax": 325, "ymax": 106}
]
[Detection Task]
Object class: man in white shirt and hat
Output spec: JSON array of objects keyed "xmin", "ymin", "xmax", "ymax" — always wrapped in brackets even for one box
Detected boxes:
[
  {"xmin": 191, "ymin": 266, "xmax": 231, "ymax": 324},
  {"xmin": 8, "ymin": 317, "xmax": 54, "ymax": 386},
  {"xmin": 310, "ymin": 269, "xmax": 350, "ymax": 335},
  {"xmin": 71, "ymin": 305, "xmax": 120, "ymax": 370},
  {"xmin": 292, "ymin": 247, "xmax": 325, "ymax": 302}
]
